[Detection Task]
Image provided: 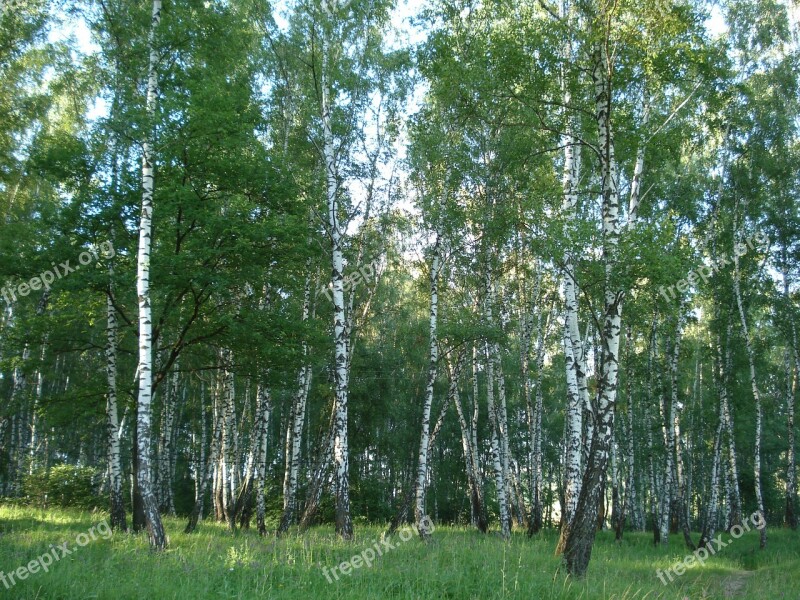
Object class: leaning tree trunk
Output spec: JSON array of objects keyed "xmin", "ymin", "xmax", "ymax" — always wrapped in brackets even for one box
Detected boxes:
[
  {"xmin": 698, "ymin": 417, "xmax": 724, "ymax": 549},
  {"xmin": 134, "ymin": 0, "xmax": 166, "ymax": 551},
  {"xmin": 453, "ymin": 351, "xmax": 487, "ymax": 533},
  {"xmin": 299, "ymin": 408, "xmax": 335, "ymax": 532},
  {"xmin": 733, "ymin": 228, "xmax": 766, "ymax": 549}
]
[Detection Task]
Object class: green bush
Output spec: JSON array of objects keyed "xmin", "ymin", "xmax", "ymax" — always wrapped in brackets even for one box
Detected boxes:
[{"xmin": 23, "ymin": 464, "xmax": 103, "ymax": 510}]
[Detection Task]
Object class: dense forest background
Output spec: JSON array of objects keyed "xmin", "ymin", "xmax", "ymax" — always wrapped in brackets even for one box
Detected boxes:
[{"xmin": 0, "ymin": 0, "xmax": 798, "ymax": 577}]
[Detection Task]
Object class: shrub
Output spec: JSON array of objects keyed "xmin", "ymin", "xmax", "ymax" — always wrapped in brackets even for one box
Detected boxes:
[{"xmin": 23, "ymin": 464, "xmax": 103, "ymax": 510}]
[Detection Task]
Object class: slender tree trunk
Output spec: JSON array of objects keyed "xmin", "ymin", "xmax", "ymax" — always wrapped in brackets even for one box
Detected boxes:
[
  {"xmin": 528, "ymin": 294, "xmax": 548, "ymax": 536},
  {"xmin": 219, "ymin": 349, "xmax": 238, "ymax": 531},
  {"xmin": 611, "ymin": 430, "xmax": 622, "ymax": 541},
  {"xmin": 559, "ymin": 94, "xmax": 585, "ymax": 538},
  {"xmin": 787, "ymin": 322, "xmax": 799, "ymax": 530},
  {"xmin": 453, "ymin": 351, "xmax": 487, "ymax": 533},
  {"xmin": 157, "ymin": 369, "xmax": 178, "ymax": 515},
  {"xmin": 784, "ymin": 264, "xmax": 797, "ymax": 530},
  {"xmin": 733, "ymin": 226, "xmax": 766, "ymax": 549},
  {"xmin": 561, "ymin": 41, "xmax": 624, "ymax": 576},
  {"xmin": 414, "ymin": 238, "xmax": 440, "ymax": 539},
  {"xmin": 623, "ymin": 325, "xmax": 640, "ymax": 532},
  {"xmin": 717, "ymin": 325, "xmax": 742, "ymax": 529},
  {"xmin": 485, "ymin": 340, "xmax": 511, "ymax": 540},
  {"xmin": 320, "ymin": 37, "xmax": 353, "ymax": 541},
  {"xmin": 134, "ymin": 0, "xmax": 166, "ymax": 551},
  {"xmin": 660, "ymin": 320, "xmax": 683, "ymax": 545},
  {"xmin": 485, "ymin": 273, "xmax": 512, "ymax": 537},
  {"xmin": 299, "ymin": 408, "xmax": 335, "ymax": 531},
  {"xmin": 106, "ymin": 282, "xmax": 126, "ymax": 531},
  {"xmin": 185, "ymin": 386, "xmax": 221, "ymax": 534},
  {"xmin": 699, "ymin": 418, "xmax": 724, "ymax": 549},
  {"xmin": 253, "ymin": 383, "xmax": 273, "ymax": 535},
  {"xmin": 278, "ymin": 272, "xmax": 313, "ymax": 535}
]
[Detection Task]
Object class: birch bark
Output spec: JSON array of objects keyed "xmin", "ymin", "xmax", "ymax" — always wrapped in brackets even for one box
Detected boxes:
[{"xmin": 135, "ymin": 0, "xmax": 166, "ymax": 550}]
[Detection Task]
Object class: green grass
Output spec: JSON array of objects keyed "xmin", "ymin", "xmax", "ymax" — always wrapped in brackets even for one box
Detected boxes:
[{"xmin": 0, "ymin": 505, "xmax": 798, "ymax": 599}]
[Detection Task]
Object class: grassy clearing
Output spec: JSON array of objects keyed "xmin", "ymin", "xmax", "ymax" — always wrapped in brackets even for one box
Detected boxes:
[{"xmin": 0, "ymin": 505, "xmax": 797, "ymax": 599}]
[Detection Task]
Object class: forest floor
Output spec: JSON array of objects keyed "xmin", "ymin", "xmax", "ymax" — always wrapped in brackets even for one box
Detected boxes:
[{"xmin": 0, "ymin": 505, "xmax": 798, "ymax": 599}]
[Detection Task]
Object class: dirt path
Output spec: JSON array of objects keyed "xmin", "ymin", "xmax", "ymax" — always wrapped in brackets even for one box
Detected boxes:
[{"xmin": 721, "ymin": 570, "xmax": 754, "ymax": 598}]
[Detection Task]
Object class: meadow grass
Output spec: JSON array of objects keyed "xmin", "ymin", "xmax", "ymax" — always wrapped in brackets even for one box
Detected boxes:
[{"xmin": 0, "ymin": 505, "xmax": 797, "ymax": 599}]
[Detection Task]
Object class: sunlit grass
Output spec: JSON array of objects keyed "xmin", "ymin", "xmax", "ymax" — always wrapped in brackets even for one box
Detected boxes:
[{"xmin": 0, "ymin": 505, "xmax": 797, "ymax": 599}]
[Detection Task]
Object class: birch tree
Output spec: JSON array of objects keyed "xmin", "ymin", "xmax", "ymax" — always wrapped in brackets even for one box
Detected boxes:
[{"xmin": 134, "ymin": 0, "xmax": 167, "ymax": 551}]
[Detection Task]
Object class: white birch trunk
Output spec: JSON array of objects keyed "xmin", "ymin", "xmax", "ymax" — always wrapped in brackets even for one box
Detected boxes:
[
  {"xmin": 788, "ymin": 320, "xmax": 799, "ymax": 529},
  {"xmin": 415, "ymin": 239, "xmax": 439, "ymax": 539},
  {"xmin": 733, "ymin": 228, "xmax": 766, "ymax": 548},
  {"xmin": 254, "ymin": 383, "xmax": 273, "ymax": 535},
  {"xmin": 561, "ymin": 40, "xmax": 625, "ymax": 576},
  {"xmin": 321, "ymin": 38, "xmax": 353, "ymax": 539},
  {"xmin": 279, "ymin": 272, "xmax": 313, "ymax": 535},
  {"xmin": 106, "ymin": 281, "xmax": 126, "ymax": 531},
  {"xmin": 485, "ymin": 342, "xmax": 511, "ymax": 540},
  {"xmin": 135, "ymin": 0, "xmax": 166, "ymax": 550},
  {"xmin": 560, "ymin": 106, "xmax": 585, "ymax": 529}
]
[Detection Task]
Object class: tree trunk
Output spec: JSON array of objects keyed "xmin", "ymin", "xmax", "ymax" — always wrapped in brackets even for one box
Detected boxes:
[
  {"xmin": 253, "ymin": 383, "xmax": 273, "ymax": 535},
  {"xmin": 733, "ymin": 224, "xmax": 766, "ymax": 549},
  {"xmin": 133, "ymin": 0, "xmax": 167, "ymax": 551},
  {"xmin": 321, "ymin": 36, "xmax": 353, "ymax": 541},
  {"xmin": 660, "ymin": 318, "xmax": 683, "ymax": 545},
  {"xmin": 718, "ymin": 324, "xmax": 743, "ymax": 529},
  {"xmin": 485, "ymin": 340, "xmax": 511, "ymax": 540},
  {"xmin": 414, "ymin": 238, "xmax": 440, "ymax": 540},
  {"xmin": 219, "ymin": 349, "xmax": 238, "ymax": 531},
  {"xmin": 560, "ymin": 41, "xmax": 624, "ymax": 577},
  {"xmin": 528, "ymin": 294, "xmax": 548, "ymax": 536},
  {"xmin": 185, "ymin": 389, "xmax": 221, "ymax": 534},
  {"xmin": 787, "ymin": 322, "xmax": 799, "ymax": 530},
  {"xmin": 558, "ymin": 82, "xmax": 588, "ymax": 540},
  {"xmin": 106, "ymin": 283, "xmax": 126, "ymax": 531},
  {"xmin": 453, "ymin": 350, "xmax": 488, "ymax": 533},
  {"xmin": 698, "ymin": 418, "xmax": 724, "ymax": 549},
  {"xmin": 157, "ymin": 369, "xmax": 178, "ymax": 516},
  {"xmin": 278, "ymin": 272, "xmax": 313, "ymax": 535},
  {"xmin": 784, "ymin": 266, "xmax": 797, "ymax": 530}
]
